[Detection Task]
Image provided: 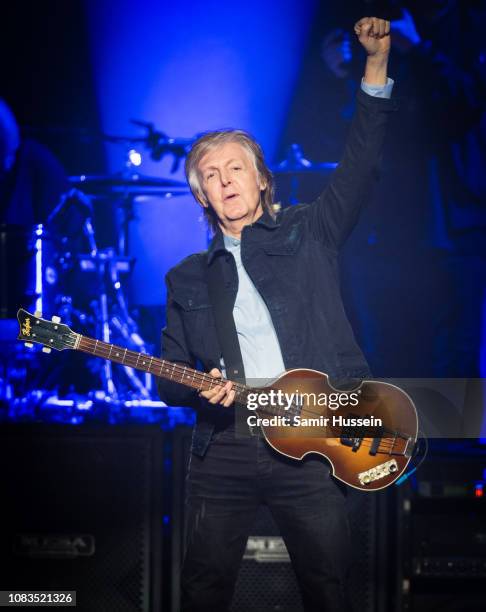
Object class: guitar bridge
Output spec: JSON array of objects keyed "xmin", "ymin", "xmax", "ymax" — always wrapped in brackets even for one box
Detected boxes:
[{"xmin": 358, "ymin": 459, "xmax": 399, "ymax": 486}]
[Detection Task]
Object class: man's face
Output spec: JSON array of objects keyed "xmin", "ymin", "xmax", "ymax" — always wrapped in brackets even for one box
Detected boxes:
[{"xmin": 197, "ymin": 142, "xmax": 266, "ymax": 232}]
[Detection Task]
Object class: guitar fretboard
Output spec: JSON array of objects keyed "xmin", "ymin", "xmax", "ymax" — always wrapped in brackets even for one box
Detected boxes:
[{"xmin": 77, "ymin": 335, "xmax": 254, "ymax": 406}]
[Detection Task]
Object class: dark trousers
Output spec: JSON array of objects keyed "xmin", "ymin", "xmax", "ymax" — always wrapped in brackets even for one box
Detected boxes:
[{"xmin": 181, "ymin": 428, "xmax": 353, "ymax": 612}]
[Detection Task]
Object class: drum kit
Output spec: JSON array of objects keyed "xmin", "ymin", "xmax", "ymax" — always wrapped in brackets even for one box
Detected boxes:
[{"xmin": 0, "ymin": 123, "xmax": 337, "ymax": 423}]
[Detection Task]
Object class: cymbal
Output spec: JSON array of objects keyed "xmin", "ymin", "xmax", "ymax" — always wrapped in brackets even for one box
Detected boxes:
[
  {"xmin": 70, "ymin": 173, "xmax": 187, "ymax": 188},
  {"xmin": 69, "ymin": 173, "xmax": 189, "ymax": 197},
  {"xmin": 272, "ymin": 144, "xmax": 337, "ymax": 175},
  {"xmin": 272, "ymin": 161, "xmax": 338, "ymax": 174}
]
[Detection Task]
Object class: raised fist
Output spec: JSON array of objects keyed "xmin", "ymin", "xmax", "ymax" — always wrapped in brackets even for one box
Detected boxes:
[{"xmin": 354, "ymin": 17, "xmax": 391, "ymax": 57}]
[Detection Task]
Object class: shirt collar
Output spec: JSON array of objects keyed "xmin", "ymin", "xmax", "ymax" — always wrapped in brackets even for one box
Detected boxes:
[
  {"xmin": 206, "ymin": 230, "xmax": 226, "ymax": 265},
  {"xmin": 206, "ymin": 208, "xmax": 280, "ymax": 265},
  {"xmin": 254, "ymin": 207, "xmax": 280, "ymax": 229}
]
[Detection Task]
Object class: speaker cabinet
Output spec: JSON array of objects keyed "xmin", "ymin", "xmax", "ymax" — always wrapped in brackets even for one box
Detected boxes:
[
  {"xmin": 231, "ymin": 503, "xmax": 304, "ymax": 612},
  {"xmin": 0, "ymin": 424, "xmax": 163, "ymax": 611},
  {"xmin": 394, "ymin": 441, "xmax": 486, "ymax": 611}
]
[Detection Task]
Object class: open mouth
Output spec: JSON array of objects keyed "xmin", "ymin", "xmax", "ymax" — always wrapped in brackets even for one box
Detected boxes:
[{"xmin": 224, "ymin": 193, "xmax": 239, "ymax": 201}]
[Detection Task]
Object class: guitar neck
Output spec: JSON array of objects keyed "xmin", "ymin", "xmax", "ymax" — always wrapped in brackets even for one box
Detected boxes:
[{"xmin": 75, "ymin": 334, "xmax": 248, "ymax": 402}]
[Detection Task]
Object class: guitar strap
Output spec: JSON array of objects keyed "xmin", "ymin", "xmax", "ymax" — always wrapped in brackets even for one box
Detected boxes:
[{"xmin": 207, "ymin": 254, "xmax": 246, "ymax": 384}]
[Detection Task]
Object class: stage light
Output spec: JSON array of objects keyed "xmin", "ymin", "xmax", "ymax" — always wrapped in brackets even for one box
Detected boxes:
[{"xmin": 128, "ymin": 149, "xmax": 142, "ymax": 167}]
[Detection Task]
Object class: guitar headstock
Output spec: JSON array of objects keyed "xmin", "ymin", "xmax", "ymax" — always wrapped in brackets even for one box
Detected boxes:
[{"xmin": 17, "ymin": 308, "xmax": 77, "ymax": 353}]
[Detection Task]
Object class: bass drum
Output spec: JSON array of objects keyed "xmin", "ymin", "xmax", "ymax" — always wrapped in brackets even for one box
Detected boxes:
[{"xmin": 0, "ymin": 224, "xmax": 59, "ymax": 319}]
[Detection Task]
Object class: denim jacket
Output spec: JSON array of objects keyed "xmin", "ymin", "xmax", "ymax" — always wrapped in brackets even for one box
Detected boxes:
[{"xmin": 157, "ymin": 88, "xmax": 397, "ymax": 456}]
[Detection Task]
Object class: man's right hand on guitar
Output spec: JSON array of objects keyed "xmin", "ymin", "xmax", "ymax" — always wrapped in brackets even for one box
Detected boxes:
[{"xmin": 199, "ymin": 368, "xmax": 236, "ymax": 407}]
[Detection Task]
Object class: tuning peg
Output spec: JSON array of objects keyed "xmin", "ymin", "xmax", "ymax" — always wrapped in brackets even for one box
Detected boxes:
[
  {"xmin": 51, "ymin": 315, "xmax": 61, "ymax": 324},
  {"xmin": 34, "ymin": 310, "xmax": 42, "ymax": 318},
  {"xmin": 24, "ymin": 342, "xmax": 34, "ymax": 348},
  {"xmin": 42, "ymin": 347, "xmax": 52, "ymax": 354}
]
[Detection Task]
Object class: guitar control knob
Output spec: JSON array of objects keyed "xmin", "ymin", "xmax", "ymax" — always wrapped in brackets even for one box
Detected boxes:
[
  {"xmin": 42, "ymin": 347, "xmax": 52, "ymax": 354},
  {"xmin": 24, "ymin": 342, "xmax": 34, "ymax": 348},
  {"xmin": 34, "ymin": 310, "xmax": 43, "ymax": 318},
  {"xmin": 51, "ymin": 316, "xmax": 61, "ymax": 324}
]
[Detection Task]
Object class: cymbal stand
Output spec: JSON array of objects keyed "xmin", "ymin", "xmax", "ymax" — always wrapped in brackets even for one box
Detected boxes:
[
  {"xmin": 86, "ymin": 231, "xmax": 118, "ymax": 398},
  {"xmin": 107, "ymin": 251, "xmax": 152, "ymax": 398},
  {"xmin": 106, "ymin": 147, "xmax": 153, "ymax": 397},
  {"xmin": 115, "ymin": 147, "xmax": 142, "ymax": 257}
]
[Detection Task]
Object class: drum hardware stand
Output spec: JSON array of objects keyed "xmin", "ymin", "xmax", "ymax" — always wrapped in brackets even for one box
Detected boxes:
[
  {"xmin": 87, "ymin": 248, "xmax": 152, "ymax": 399},
  {"xmin": 111, "ymin": 143, "xmax": 145, "ymax": 258},
  {"xmin": 55, "ymin": 295, "xmax": 92, "ymax": 329},
  {"xmin": 110, "ymin": 315, "xmax": 151, "ymax": 398},
  {"xmin": 81, "ymin": 230, "xmax": 117, "ymax": 398},
  {"xmin": 46, "ymin": 184, "xmax": 155, "ymax": 399},
  {"xmin": 104, "ymin": 148, "xmax": 154, "ymax": 396},
  {"xmin": 108, "ymin": 244, "xmax": 152, "ymax": 397},
  {"xmin": 85, "ymin": 245, "xmax": 153, "ymax": 399}
]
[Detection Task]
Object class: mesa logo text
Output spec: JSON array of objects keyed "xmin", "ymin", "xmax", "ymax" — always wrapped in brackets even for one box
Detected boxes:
[{"xmin": 246, "ymin": 389, "xmax": 359, "ymax": 411}]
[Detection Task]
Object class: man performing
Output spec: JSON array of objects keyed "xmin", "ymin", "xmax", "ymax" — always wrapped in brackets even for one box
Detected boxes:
[{"xmin": 158, "ymin": 16, "xmax": 395, "ymax": 612}]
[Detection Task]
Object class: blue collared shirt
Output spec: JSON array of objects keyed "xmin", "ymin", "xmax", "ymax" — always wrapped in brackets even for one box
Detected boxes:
[{"xmin": 223, "ymin": 233, "xmax": 285, "ymax": 382}]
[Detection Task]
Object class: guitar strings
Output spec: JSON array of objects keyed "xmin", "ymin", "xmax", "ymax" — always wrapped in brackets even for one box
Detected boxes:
[{"xmin": 64, "ymin": 334, "xmax": 411, "ymax": 453}]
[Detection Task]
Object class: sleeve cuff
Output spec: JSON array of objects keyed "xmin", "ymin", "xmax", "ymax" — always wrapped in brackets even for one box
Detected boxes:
[{"xmin": 360, "ymin": 77, "xmax": 394, "ymax": 99}]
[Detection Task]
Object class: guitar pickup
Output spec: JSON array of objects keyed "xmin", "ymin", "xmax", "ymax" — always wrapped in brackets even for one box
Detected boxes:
[
  {"xmin": 340, "ymin": 436, "xmax": 363, "ymax": 452},
  {"xmin": 369, "ymin": 426, "xmax": 384, "ymax": 456},
  {"xmin": 369, "ymin": 436, "xmax": 381, "ymax": 456},
  {"xmin": 340, "ymin": 416, "xmax": 363, "ymax": 452}
]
